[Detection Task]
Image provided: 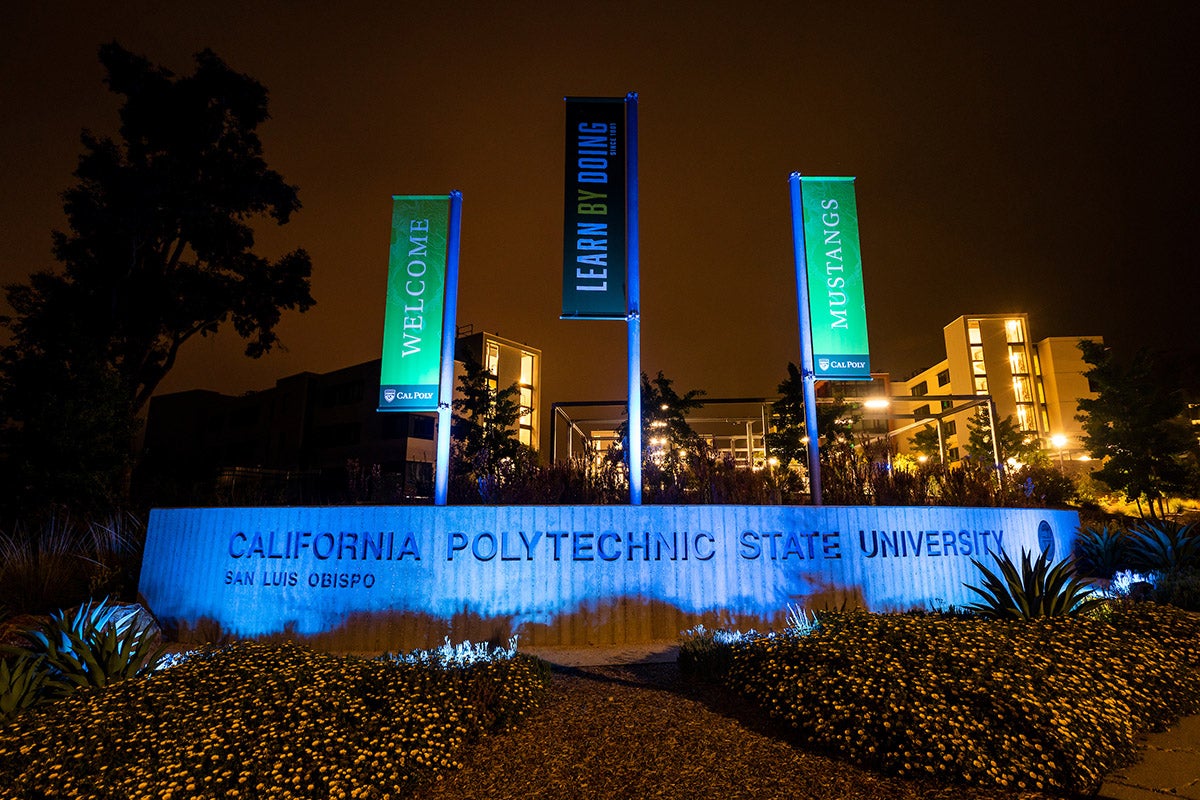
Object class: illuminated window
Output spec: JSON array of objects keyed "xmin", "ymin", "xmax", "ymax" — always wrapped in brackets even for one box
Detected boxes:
[
  {"xmin": 1037, "ymin": 380, "xmax": 1046, "ymax": 404},
  {"xmin": 1013, "ymin": 377, "xmax": 1031, "ymax": 403},
  {"xmin": 520, "ymin": 353, "xmax": 534, "ymax": 386},
  {"xmin": 1009, "ymin": 348, "xmax": 1028, "ymax": 374},
  {"xmin": 519, "ymin": 387, "xmax": 533, "ymax": 425},
  {"xmin": 970, "ymin": 346, "xmax": 984, "ymax": 362},
  {"xmin": 519, "ymin": 428, "xmax": 531, "ymax": 446},
  {"xmin": 1015, "ymin": 404, "xmax": 1034, "ymax": 431},
  {"xmin": 973, "ymin": 361, "xmax": 987, "ymax": 375},
  {"xmin": 1005, "ymin": 319, "xmax": 1024, "ymax": 344},
  {"xmin": 486, "ymin": 342, "xmax": 500, "ymax": 375},
  {"xmin": 974, "ymin": 377, "xmax": 989, "ymax": 394},
  {"xmin": 1040, "ymin": 409, "xmax": 1050, "ymax": 430},
  {"xmin": 968, "ymin": 321, "xmax": 982, "ymax": 344}
]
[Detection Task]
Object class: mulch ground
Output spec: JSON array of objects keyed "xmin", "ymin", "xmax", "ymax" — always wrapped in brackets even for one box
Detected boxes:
[{"xmin": 420, "ymin": 661, "xmax": 1052, "ymax": 800}]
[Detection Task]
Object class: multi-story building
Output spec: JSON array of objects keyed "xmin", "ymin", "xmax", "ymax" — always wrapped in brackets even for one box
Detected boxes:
[
  {"xmin": 138, "ymin": 331, "xmax": 541, "ymax": 504},
  {"xmin": 455, "ymin": 330, "xmax": 542, "ymax": 450},
  {"xmin": 895, "ymin": 314, "xmax": 1100, "ymax": 464}
]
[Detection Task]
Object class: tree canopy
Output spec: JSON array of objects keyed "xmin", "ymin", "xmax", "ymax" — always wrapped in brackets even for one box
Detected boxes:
[
  {"xmin": 765, "ymin": 362, "xmax": 857, "ymax": 469},
  {"xmin": 1075, "ymin": 340, "xmax": 1197, "ymax": 516},
  {"xmin": 965, "ymin": 410, "xmax": 1044, "ymax": 466},
  {"xmin": 1, "ymin": 43, "xmax": 313, "ymax": 514},
  {"xmin": 451, "ymin": 353, "xmax": 530, "ymax": 480}
]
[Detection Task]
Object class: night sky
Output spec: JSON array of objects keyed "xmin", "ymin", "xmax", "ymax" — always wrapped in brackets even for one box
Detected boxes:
[{"xmin": 3, "ymin": 2, "xmax": 1198, "ymax": 430}]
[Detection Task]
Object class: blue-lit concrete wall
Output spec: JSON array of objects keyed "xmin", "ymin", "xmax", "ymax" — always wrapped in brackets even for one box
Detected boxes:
[{"xmin": 139, "ymin": 505, "xmax": 1079, "ymax": 650}]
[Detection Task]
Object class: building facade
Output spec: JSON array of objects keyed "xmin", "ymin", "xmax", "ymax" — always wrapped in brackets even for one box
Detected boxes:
[
  {"xmin": 139, "ymin": 331, "xmax": 541, "ymax": 504},
  {"xmin": 896, "ymin": 314, "xmax": 1100, "ymax": 464}
]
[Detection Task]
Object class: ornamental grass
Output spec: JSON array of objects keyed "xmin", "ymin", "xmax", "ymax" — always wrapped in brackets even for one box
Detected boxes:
[
  {"xmin": 725, "ymin": 602, "xmax": 1200, "ymax": 796},
  {"xmin": 0, "ymin": 640, "xmax": 548, "ymax": 800}
]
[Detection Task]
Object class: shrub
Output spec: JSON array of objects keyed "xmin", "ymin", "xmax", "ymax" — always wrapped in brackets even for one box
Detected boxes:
[
  {"xmin": 4, "ymin": 597, "xmax": 165, "ymax": 697},
  {"xmin": 1150, "ymin": 569, "xmax": 1200, "ymax": 611},
  {"xmin": 1126, "ymin": 520, "xmax": 1200, "ymax": 574},
  {"xmin": 678, "ymin": 625, "xmax": 744, "ymax": 681},
  {"xmin": 1074, "ymin": 524, "xmax": 1130, "ymax": 579},
  {"xmin": 0, "ymin": 639, "xmax": 548, "ymax": 798},
  {"xmin": 0, "ymin": 512, "xmax": 145, "ymax": 615},
  {"xmin": 964, "ymin": 547, "xmax": 1101, "ymax": 619},
  {"xmin": 724, "ymin": 605, "xmax": 1200, "ymax": 795},
  {"xmin": 0, "ymin": 655, "xmax": 49, "ymax": 722}
]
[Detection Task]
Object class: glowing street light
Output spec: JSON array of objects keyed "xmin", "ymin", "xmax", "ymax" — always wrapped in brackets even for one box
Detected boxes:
[
  {"xmin": 1050, "ymin": 433, "xmax": 1067, "ymax": 468},
  {"xmin": 862, "ymin": 398, "xmax": 890, "ymax": 411}
]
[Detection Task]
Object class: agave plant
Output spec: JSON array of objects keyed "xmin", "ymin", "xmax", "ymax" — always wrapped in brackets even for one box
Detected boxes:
[
  {"xmin": 1073, "ymin": 524, "xmax": 1129, "ymax": 579},
  {"xmin": 3, "ymin": 597, "xmax": 166, "ymax": 696},
  {"xmin": 0, "ymin": 654, "xmax": 51, "ymax": 721},
  {"xmin": 1125, "ymin": 520, "xmax": 1200, "ymax": 574},
  {"xmin": 965, "ymin": 548, "xmax": 1102, "ymax": 619}
]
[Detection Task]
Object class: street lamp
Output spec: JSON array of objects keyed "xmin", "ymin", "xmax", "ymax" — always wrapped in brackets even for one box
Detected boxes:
[{"xmin": 1050, "ymin": 434, "xmax": 1067, "ymax": 468}]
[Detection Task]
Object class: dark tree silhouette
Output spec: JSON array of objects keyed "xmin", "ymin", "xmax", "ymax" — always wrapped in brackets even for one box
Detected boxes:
[
  {"xmin": 451, "ymin": 353, "xmax": 531, "ymax": 487},
  {"xmin": 1075, "ymin": 340, "xmax": 1197, "ymax": 517},
  {"xmin": 1, "ymin": 43, "xmax": 314, "ymax": 513}
]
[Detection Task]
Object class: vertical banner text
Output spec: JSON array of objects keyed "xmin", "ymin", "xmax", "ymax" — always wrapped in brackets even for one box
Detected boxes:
[
  {"xmin": 801, "ymin": 177, "xmax": 871, "ymax": 380},
  {"xmin": 562, "ymin": 97, "xmax": 627, "ymax": 319},
  {"xmin": 379, "ymin": 195, "xmax": 450, "ymax": 411}
]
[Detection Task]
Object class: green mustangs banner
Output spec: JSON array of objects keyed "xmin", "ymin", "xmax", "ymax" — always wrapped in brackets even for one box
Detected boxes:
[
  {"xmin": 562, "ymin": 97, "xmax": 626, "ymax": 319},
  {"xmin": 379, "ymin": 195, "xmax": 450, "ymax": 412},
  {"xmin": 801, "ymin": 177, "xmax": 871, "ymax": 380}
]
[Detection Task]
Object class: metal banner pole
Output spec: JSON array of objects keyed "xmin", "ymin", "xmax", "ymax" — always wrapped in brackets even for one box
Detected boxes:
[
  {"xmin": 626, "ymin": 93, "xmax": 642, "ymax": 505},
  {"xmin": 789, "ymin": 173, "xmax": 823, "ymax": 505},
  {"xmin": 434, "ymin": 190, "xmax": 463, "ymax": 506}
]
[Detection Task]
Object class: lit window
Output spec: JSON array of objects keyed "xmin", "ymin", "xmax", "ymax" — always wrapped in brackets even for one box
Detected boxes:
[
  {"xmin": 970, "ymin": 346, "xmax": 984, "ymax": 362},
  {"xmin": 974, "ymin": 377, "xmax": 989, "ymax": 394},
  {"xmin": 518, "ymin": 428, "xmax": 531, "ymax": 446},
  {"xmin": 1009, "ymin": 348, "xmax": 1028, "ymax": 374},
  {"xmin": 973, "ymin": 361, "xmax": 987, "ymax": 376},
  {"xmin": 486, "ymin": 342, "xmax": 500, "ymax": 377},
  {"xmin": 519, "ymin": 387, "xmax": 532, "ymax": 425},
  {"xmin": 1005, "ymin": 319, "xmax": 1024, "ymax": 344},
  {"xmin": 1015, "ymin": 404, "xmax": 1032, "ymax": 431},
  {"xmin": 1013, "ymin": 377, "xmax": 1031, "ymax": 403},
  {"xmin": 968, "ymin": 321, "xmax": 982, "ymax": 344},
  {"xmin": 520, "ymin": 353, "xmax": 534, "ymax": 386}
]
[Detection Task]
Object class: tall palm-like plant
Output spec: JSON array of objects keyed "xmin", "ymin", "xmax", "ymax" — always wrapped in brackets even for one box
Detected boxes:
[{"xmin": 965, "ymin": 548, "xmax": 1101, "ymax": 619}]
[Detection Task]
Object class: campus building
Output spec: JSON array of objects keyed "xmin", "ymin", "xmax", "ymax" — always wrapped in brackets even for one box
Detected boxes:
[
  {"xmin": 138, "ymin": 330, "xmax": 541, "ymax": 504},
  {"xmin": 893, "ymin": 314, "xmax": 1100, "ymax": 464}
]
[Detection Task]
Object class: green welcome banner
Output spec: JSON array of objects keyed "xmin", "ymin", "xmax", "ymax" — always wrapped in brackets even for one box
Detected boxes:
[
  {"xmin": 801, "ymin": 177, "xmax": 871, "ymax": 380},
  {"xmin": 379, "ymin": 195, "xmax": 450, "ymax": 412},
  {"xmin": 562, "ymin": 97, "xmax": 627, "ymax": 319}
]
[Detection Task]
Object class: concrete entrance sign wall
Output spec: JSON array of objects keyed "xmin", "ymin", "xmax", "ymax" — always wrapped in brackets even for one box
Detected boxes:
[{"xmin": 139, "ymin": 505, "xmax": 1080, "ymax": 650}]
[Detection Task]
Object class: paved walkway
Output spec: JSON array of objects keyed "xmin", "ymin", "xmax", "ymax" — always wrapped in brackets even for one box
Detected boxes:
[
  {"xmin": 521, "ymin": 641, "xmax": 680, "ymax": 667},
  {"xmin": 522, "ymin": 643, "xmax": 1200, "ymax": 799},
  {"xmin": 1097, "ymin": 713, "xmax": 1200, "ymax": 800}
]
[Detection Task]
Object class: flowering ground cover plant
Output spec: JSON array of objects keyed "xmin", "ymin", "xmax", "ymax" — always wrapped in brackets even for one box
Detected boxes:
[
  {"xmin": 724, "ymin": 603, "xmax": 1200, "ymax": 796},
  {"xmin": 0, "ymin": 639, "xmax": 548, "ymax": 799}
]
